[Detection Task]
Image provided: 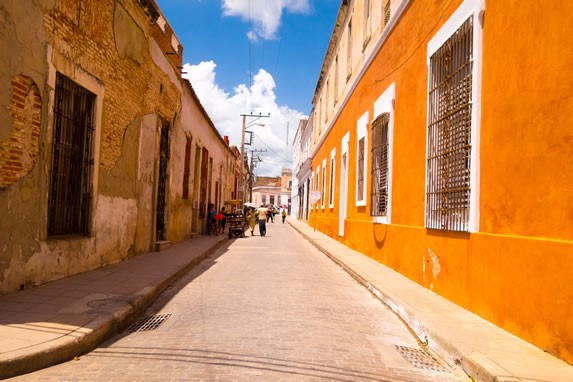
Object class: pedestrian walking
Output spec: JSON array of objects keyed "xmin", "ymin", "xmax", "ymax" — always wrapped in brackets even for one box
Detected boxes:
[
  {"xmin": 257, "ymin": 205, "xmax": 268, "ymax": 236},
  {"xmin": 281, "ymin": 208, "xmax": 287, "ymax": 223},
  {"xmin": 246, "ymin": 207, "xmax": 258, "ymax": 236}
]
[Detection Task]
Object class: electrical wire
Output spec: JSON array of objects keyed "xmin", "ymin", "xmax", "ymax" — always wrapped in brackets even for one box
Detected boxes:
[{"xmin": 253, "ymin": 132, "xmax": 292, "ymax": 163}]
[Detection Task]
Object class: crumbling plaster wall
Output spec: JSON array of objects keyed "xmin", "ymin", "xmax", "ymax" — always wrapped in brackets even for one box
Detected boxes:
[
  {"xmin": 0, "ymin": 0, "xmax": 187, "ymax": 295},
  {"xmin": 0, "ymin": 0, "xmax": 55, "ymax": 293}
]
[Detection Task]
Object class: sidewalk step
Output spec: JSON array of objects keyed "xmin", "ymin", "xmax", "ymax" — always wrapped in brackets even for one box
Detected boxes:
[{"xmin": 155, "ymin": 240, "xmax": 172, "ymax": 252}]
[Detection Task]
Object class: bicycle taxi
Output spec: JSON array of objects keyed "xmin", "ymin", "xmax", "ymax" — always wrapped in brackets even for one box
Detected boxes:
[{"xmin": 224, "ymin": 199, "xmax": 247, "ymax": 238}]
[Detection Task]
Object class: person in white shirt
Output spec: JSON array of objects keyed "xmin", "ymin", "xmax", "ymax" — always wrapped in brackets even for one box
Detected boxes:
[{"xmin": 257, "ymin": 205, "xmax": 268, "ymax": 236}]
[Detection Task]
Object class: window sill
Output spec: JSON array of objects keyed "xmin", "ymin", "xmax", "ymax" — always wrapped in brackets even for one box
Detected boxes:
[
  {"xmin": 372, "ymin": 216, "xmax": 389, "ymax": 224},
  {"xmin": 362, "ymin": 35, "xmax": 371, "ymax": 51}
]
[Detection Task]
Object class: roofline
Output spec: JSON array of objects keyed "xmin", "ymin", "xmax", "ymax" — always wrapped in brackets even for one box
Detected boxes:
[{"xmin": 312, "ymin": 0, "xmax": 351, "ymax": 105}]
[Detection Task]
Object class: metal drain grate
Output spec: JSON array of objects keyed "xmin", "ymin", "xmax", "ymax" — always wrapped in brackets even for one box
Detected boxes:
[
  {"xmin": 395, "ymin": 345, "xmax": 450, "ymax": 373},
  {"xmin": 128, "ymin": 313, "xmax": 171, "ymax": 333}
]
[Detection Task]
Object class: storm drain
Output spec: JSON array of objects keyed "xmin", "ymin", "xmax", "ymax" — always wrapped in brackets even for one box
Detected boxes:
[
  {"xmin": 128, "ymin": 313, "xmax": 171, "ymax": 333},
  {"xmin": 395, "ymin": 345, "xmax": 450, "ymax": 373}
]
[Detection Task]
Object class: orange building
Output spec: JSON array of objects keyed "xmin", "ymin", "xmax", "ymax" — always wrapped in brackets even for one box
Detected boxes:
[{"xmin": 308, "ymin": 0, "xmax": 573, "ymax": 362}]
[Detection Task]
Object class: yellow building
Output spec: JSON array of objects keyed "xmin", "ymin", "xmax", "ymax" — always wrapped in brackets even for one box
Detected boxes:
[{"xmin": 307, "ymin": 0, "xmax": 573, "ymax": 362}]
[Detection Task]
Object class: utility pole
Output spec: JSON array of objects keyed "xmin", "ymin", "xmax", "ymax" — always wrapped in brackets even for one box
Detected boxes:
[
  {"xmin": 249, "ymin": 149, "xmax": 266, "ymax": 203},
  {"xmin": 240, "ymin": 113, "xmax": 269, "ymax": 205}
]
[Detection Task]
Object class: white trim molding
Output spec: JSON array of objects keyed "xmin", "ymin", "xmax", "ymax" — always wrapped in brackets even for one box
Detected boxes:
[
  {"xmin": 339, "ymin": 132, "xmax": 350, "ymax": 237},
  {"xmin": 425, "ymin": 0, "xmax": 485, "ymax": 233},
  {"xmin": 315, "ymin": 166, "xmax": 320, "ymax": 210},
  {"xmin": 329, "ymin": 147, "xmax": 336, "ymax": 209},
  {"xmin": 356, "ymin": 111, "xmax": 369, "ymax": 207},
  {"xmin": 321, "ymin": 158, "xmax": 327, "ymax": 209}
]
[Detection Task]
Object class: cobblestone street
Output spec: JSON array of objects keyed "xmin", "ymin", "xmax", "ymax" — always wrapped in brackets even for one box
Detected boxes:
[{"xmin": 10, "ymin": 223, "xmax": 465, "ymax": 381}]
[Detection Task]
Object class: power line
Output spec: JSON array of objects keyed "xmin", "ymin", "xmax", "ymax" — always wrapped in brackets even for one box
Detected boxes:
[{"xmin": 253, "ymin": 132, "xmax": 292, "ymax": 163}]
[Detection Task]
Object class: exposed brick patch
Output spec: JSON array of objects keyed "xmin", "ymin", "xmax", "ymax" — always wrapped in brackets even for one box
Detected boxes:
[{"xmin": 0, "ymin": 74, "xmax": 42, "ymax": 189}]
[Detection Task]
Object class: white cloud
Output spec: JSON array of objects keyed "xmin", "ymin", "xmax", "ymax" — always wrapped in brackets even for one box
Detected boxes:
[
  {"xmin": 222, "ymin": 0, "xmax": 311, "ymax": 40},
  {"xmin": 183, "ymin": 61, "xmax": 305, "ymax": 176}
]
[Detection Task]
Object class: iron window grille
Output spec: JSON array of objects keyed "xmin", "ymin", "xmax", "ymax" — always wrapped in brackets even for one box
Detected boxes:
[
  {"xmin": 371, "ymin": 113, "xmax": 390, "ymax": 217},
  {"xmin": 383, "ymin": 0, "xmax": 391, "ymax": 27},
  {"xmin": 426, "ymin": 16, "xmax": 473, "ymax": 232},
  {"xmin": 357, "ymin": 137, "xmax": 365, "ymax": 201},
  {"xmin": 48, "ymin": 74, "xmax": 96, "ymax": 237}
]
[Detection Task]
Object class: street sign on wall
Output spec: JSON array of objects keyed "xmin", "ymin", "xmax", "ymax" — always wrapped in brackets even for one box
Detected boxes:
[{"xmin": 310, "ymin": 191, "xmax": 321, "ymax": 204}]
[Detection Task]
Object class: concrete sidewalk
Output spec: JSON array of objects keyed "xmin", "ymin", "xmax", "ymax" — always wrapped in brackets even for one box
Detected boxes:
[
  {"xmin": 0, "ymin": 234, "xmax": 227, "ymax": 380},
  {"xmin": 288, "ymin": 218, "xmax": 573, "ymax": 382}
]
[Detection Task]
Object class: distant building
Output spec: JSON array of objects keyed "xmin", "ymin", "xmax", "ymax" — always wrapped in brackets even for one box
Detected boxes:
[
  {"xmin": 280, "ymin": 168, "xmax": 292, "ymax": 212},
  {"xmin": 252, "ymin": 176, "xmax": 281, "ymax": 207},
  {"xmin": 291, "ymin": 117, "xmax": 313, "ymax": 220}
]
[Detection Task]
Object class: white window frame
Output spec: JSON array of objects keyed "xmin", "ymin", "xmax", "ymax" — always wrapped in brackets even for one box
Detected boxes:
[
  {"xmin": 316, "ymin": 166, "xmax": 320, "ymax": 210},
  {"xmin": 372, "ymin": 83, "xmax": 396, "ymax": 224},
  {"xmin": 339, "ymin": 132, "xmax": 350, "ymax": 237},
  {"xmin": 355, "ymin": 111, "xmax": 369, "ymax": 206},
  {"xmin": 425, "ymin": 0, "xmax": 484, "ymax": 233},
  {"xmin": 329, "ymin": 148, "xmax": 336, "ymax": 208},
  {"xmin": 321, "ymin": 158, "xmax": 326, "ymax": 209}
]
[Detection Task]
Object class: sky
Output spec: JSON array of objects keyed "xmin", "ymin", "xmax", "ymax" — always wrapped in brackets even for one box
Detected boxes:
[{"xmin": 154, "ymin": 0, "xmax": 340, "ymax": 176}]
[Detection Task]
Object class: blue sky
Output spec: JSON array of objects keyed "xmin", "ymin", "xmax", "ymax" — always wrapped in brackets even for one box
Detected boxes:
[{"xmin": 154, "ymin": 0, "xmax": 340, "ymax": 175}]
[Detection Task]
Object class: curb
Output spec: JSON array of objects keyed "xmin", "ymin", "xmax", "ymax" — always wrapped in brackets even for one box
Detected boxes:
[
  {"xmin": 287, "ymin": 221, "xmax": 491, "ymax": 381},
  {"xmin": 0, "ymin": 236, "xmax": 227, "ymax": 380}
]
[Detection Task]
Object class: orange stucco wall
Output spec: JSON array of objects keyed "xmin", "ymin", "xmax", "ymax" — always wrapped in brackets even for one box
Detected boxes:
[{"xmin": 310, "ymin": 0, "xmax": 573, "ymax": 362}]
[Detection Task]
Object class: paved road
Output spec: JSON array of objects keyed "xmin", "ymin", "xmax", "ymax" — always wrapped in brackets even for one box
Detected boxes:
[{"xmin": 10, "ymin": 222, "xmax": 465, "ymax": 381}]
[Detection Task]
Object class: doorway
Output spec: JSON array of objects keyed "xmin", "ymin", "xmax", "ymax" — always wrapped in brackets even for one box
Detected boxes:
[{"xmin": 156, "ymin": 121, "xmax": 170, "ymax": 241}]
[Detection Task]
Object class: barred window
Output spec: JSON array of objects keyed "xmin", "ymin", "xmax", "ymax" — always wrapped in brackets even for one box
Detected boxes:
[
  {"xmin": 329, "ymin": 155, "xmax": 335, "ymax": 208},
  {"xmin": 357, "ymin": 137, "xmax": 365, "ymax": 201},
  {"xmin": 371, "ymin": 113, "xmax": 390, "ymax": 217},
  {"xmin": 48, "ymin": 74, "xmax": 95, "ymax": 236},
  {"xmin": 383, "ymin": 0, "xmax": 391, "ymax": 27},
  {"xmin": 426, "ymin": 16, "xmax": 473, "ymax": 232}
]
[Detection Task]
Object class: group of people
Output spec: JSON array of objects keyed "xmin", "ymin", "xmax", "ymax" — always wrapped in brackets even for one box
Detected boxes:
[
  {"xmin": 246, "ymin": 204, "xmax": 287, "ymax": 237},
  {"xmin": 208, "ymin": 203, "xmax": 287, "ymax": 237},
  {"xmin": 207, "ymin": 203, "xmax": 226, "ymax": 235}
]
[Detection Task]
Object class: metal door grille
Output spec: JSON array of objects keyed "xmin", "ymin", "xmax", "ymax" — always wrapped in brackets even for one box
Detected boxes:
[
  {"xmin": 182, "ymin": 137, "xmax": 191, "ymax": 200},
  {"xmin": 156, "ymin": 122, "xmax": 170, "ymax": 241},
  {"xmin": 48, "ymin": 74, "xmax": 95, "ymax": 236},
  {"xmin": 371, "ymin": 113, "xmax": 389, "ymax": 217},
  {"xmin": 199, "ymin": 147, "xmax": 208, "ymax": 218},
  {"xmin": 426, "ymin": 16, "xmax": 473, "ymax": 232}
]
